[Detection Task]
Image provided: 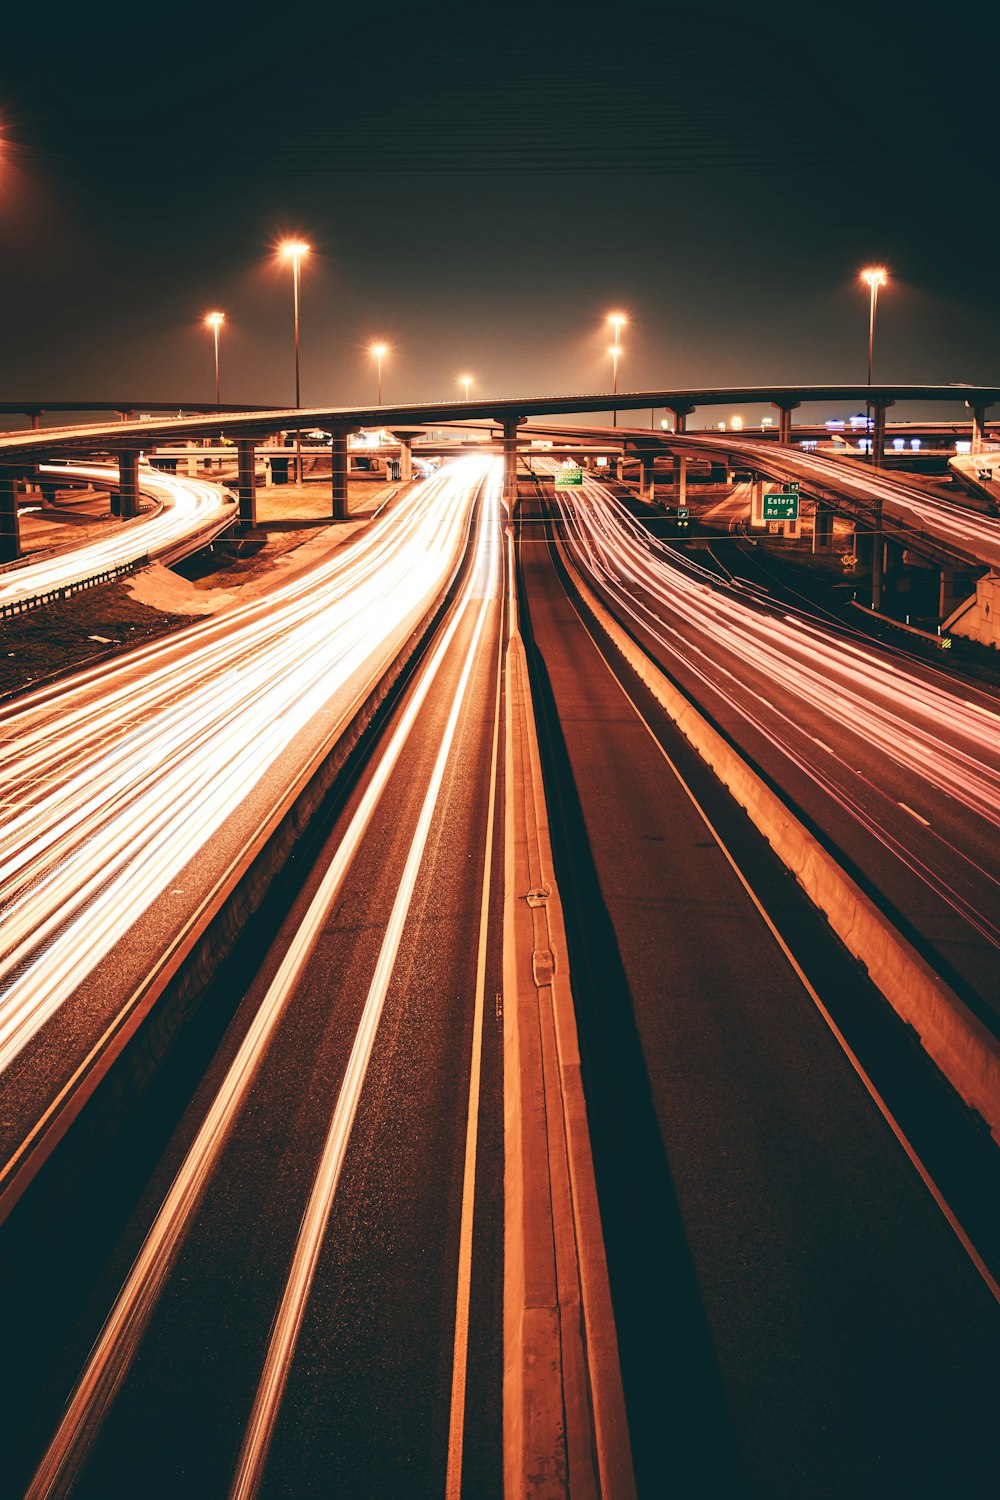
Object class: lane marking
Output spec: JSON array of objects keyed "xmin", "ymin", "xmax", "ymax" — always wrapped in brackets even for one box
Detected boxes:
[
  {"xmin": 23, "ymin": 472, "xmax": 496, "ymax": 1500},
  {"xmin": 444, "ymin": 580, "xmax": 504, "ymax": 1498},
  {"xmin": 228, "ymin": 483, "xmax": 500, "ymax": 1500},
  {"xmin": 556, "ymin": 541, "xmax": 1000, "ymax": 1309},
  {"xmin": 898, "ymin": 801, "xmax": 931, "ymax": 827}
]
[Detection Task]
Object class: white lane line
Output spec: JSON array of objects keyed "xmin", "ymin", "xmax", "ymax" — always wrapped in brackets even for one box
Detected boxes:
[
  {"xmin": 228, "ymin": 493, "xmax": 499, "ymax": 1500},
  {"xmin": 811, "ymin": 737, "xmax": 834, "ymax": 754},
  {"xmin": 444, "ymin": 574, "xmax": 504, "ymax": 1498},
  {"xmin": 570, "ymin": 582, "xmax": 1000, "ymax": 1310},
  {"xmin": 898, "ymin": 801, "xmax": 931, "ymax": 827},
  {"xmin": 24, "ymin": 480, "xmax": 493, "ymax": 1500}
]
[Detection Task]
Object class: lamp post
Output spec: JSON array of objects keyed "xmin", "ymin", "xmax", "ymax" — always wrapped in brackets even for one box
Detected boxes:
[
  {"xmin": 459, "ymin": 374, "xmax": 472, "ymax": 440},
  {"xmin": 205, "ymin": 312, "xmax": 224, "ymax": 405},
  {"xmin": 607, "ymin": 312, "xmax": 626, "ymax": 425},
  {"xmin": 861, "ymin": 266, "xmax": 888, "ymax": 463},
  {"xmin": 279, "ymin": 239, "xmax": 310, "ymax": 483},
  {"xmin": 371, "ymin": 343, "xmax": 388, "ymax": 405},
  {"xmin": 860, "ymin": 266, "xmax": 888, "ymax": 607}
]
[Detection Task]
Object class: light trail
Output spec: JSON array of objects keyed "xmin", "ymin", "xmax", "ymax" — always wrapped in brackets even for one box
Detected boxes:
[
  {"xmin": 675, "ymin": 434, "xmax": 1000, "ymax": 570},
  {"xmin": 550, "ymin": 475, "xmax": 1000, "ymax": 977},
  {"xmin": 23, "ymin": 463, "xmax": 502, "ymax": 1500},
  {"xmin": 0, "ymin": 458, "xmax": 489, "ymax": 1086},
  {"xmin": 1, "ymin": 463, "xmax": 235, "ymax": 607}
]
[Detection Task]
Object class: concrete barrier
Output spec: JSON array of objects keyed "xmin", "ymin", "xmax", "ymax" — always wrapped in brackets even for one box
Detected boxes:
[
  {"xmin": 554, "ymin": 534, "xmax": 1000, "ymax": 1145},
  {"xmin": 503, "ymin": 556, "xmax": 635, "ymax": 1498}
]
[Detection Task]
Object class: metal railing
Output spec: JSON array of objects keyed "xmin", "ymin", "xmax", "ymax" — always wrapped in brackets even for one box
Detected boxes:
[{"xmin": 0, "ymin": 554, "xmax": 149, "ymax": 621}]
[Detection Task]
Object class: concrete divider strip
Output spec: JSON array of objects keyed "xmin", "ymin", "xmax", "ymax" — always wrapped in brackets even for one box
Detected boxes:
[
  {"xmin": 555, "ymin": 534, "xmax": 1000, "ymax": 1145},
  {"xmin": 503, "ymin": 612, "xmax": 636, "ymax": 1499}
]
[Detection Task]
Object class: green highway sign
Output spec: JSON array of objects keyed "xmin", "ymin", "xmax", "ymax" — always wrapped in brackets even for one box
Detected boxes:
[
  {"xmin": 555, "ymin": 465, "xmax": 584, "ymax": 487},
  {"xmin": 762, "ymin": 489, "xmax": 800, "ymax": 520}
]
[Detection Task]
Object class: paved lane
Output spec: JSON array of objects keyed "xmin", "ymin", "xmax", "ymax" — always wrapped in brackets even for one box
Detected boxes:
[
  {"xmin": 12, "ymin": 469, "xmax": 506, "ymax": 1500},
  {"xmin": 516, "ymin": 496, "xmax": 1000, "ymax": 1498}
]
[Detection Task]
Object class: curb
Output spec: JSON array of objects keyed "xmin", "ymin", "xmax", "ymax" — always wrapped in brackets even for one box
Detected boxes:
[
  {"xmin": 503, "ymin": 552, "xmax": 636, "ymax": 1498},
  {"xmin": 554, "ymin": 534, "xmax": 1000, "ymax": 1145}
]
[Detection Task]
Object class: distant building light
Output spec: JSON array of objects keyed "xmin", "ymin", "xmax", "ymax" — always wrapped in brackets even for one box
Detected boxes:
[
  {"xmin": 717, "ymin": 422, "xmax": 726, "ymax": 431},
  {"xmin": 730, "ymin": 416, "xmax": 743, "ymax": 430},
  {"xmin": 825, "ymin": 419, "xmax": 845, "ymax": 430},
  {"xmin": 660, "ymin": 418, "xmax": 670, "ymax": 429},
  {"xmin": 893, "ymin": 437, "xmax": 905, "ymax": 450},
  {"xmin": 956, "ymin": 440, "xmax": 972, "ymax": 454},
  {"xmin": 595, "ymin": 456, "xmax": 609, "ymax": 467},
  {"xmin": 800, "ymin": 439, "xmax": 818, "ymax": 450},
  {"xmin": 849, "ymin": 414, "xmax": 868, "ymax": 429},
  {"xmin": 761, "ymin": 417, "xmax": 774, "ymax": 428},
  {"xmin": 910, "ymin": 438, "xmax": 921, "ymax": 451}
]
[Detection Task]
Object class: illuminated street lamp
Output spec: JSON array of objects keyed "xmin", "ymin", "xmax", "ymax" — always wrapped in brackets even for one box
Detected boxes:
[
  {"xmin": 607, "ymin": 312, "xmax": 626, "ymax": 425},
  {"xmin": 861, "ymin": 266, "xmax": 888, "ymax": 387},
  {"xmin": 459, "ymin": 374, "xmax": 473, "ymax": 439},
  {"xmin": 279, "ymin": 239, "xmax": 310, "ymax": 481},
  {"xmin": 371, "ymin": 342, "xmax": 388, "ymax": 405},
  {"xmin": 205, "ymin": 312, "xmax": 224, "ymax": 406},
  {"xmin": 860, "ymin": 265, "xmax": 889, "ymax": 607}
]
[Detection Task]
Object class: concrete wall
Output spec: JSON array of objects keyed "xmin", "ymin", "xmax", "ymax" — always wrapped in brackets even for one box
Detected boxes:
[{"xmin": 944, "ymin": 571, "xmax": 1000, "ymax": 649}]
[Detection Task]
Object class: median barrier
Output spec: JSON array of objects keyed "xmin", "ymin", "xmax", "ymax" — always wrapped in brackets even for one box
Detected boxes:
[
  {"xmin": 503, "ymin": 575, "xmax": 635, "ymax": 1500},
  {"xmin": 553, "ymin": 533, "xmax": 1000, "ymax": 1145}
]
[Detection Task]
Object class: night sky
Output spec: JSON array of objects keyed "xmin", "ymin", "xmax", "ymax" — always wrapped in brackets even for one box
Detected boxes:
[{"xmin": 2, "ymin": 4, "xmax": 996, "ymax": 418}]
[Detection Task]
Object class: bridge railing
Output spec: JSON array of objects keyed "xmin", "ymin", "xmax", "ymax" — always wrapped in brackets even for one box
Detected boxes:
[{"xmin": 0, "ymin": 554, "xmax": 149, "ymax": 621}]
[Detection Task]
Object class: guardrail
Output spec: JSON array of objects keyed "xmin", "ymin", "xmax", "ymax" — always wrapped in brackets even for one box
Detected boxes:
[{"xmin": 0, "ymin": 554, "xmax": 149, "ymax": 621}]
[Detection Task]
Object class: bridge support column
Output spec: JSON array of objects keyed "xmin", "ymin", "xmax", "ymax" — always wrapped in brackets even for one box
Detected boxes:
[
  {"xmin": 971, "ymin": 403, "xmax": 989, "ymax": 455},
  {"xmin": 118, "ymin": 449, "xmax": 140, "ymax": 519},
  {"xmin": 812, "ymin": 499, "xmax": 834, "ymax": 550},
  {"xmin": 0, "ymin": 471, "xmax": 20, "ymax": 562},
  {"xmin": 615, "ymin": 454, "xmax": 625, "ymax": 484},
  {"xmin": 938, "ymin": 566, "xmax": 964, "ymax": 619},
  {"xmin": 501, "ymin": 418, "xmax": 523, "ymax": 506},
  {"xmin": 331, "ymin": 428, "xmax": 350, "ymax": 520},
  {"xmin": 870, "ymin": 398, "xmax": 893, "ymax": 469},
  {"xmin": 398, "ymin": 436, "xmax": 412, "ymax": 481},
  {"xmin": 639, "ymin": 451, "xmax": 656, "ymax": 501},
  {"xmin": 675, "ymin": 455, "xmax": 688, "ymax": 509},
  {"xmin": 237, "ymin": 438, "xmax": 257, "ymax": 528},
  {"xmin": 772, "ymin": 399, "xmax": 800, "ymax": 445},
  {"xmin": 666, "ymin": 404, "xmax": 695, "ymax": 434}
]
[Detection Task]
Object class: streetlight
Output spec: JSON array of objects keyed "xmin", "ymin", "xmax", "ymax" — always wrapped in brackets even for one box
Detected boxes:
[
  {"xmin": 279, "ymin": 239, "xmax": 310, "ymax": 482},
  {"xmin": 371, "ymin": 343, "xmax": 388, "ymax": 405},
  {"xmin": 459, "ymin": 375, "xmax": 473, "ymax": 440},
  {"xmin": 860, "ymin": 265, "xmax": 888, "ymax": 607},
  {"xmin": 607, "ymin": 312, "xmax": 626, "ymax": 425},
  {"xmin": 205, "ymin": 312, "xmax": 224, "ymax": 405}
]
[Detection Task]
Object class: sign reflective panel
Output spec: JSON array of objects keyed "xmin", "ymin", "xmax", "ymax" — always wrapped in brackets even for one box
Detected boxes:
[
  {"xmin": 762, "ymin": 489, "xmax": 800, "ymax": 520},
  {"xmin": 555, "ymin": 465, "xmax": 584, "ymax": 487}
]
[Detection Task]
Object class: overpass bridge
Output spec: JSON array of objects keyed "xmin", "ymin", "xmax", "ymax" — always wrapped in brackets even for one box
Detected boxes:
[{"xmin": 2, "ymin": 385, "xmax": 999, "ymax": 570}]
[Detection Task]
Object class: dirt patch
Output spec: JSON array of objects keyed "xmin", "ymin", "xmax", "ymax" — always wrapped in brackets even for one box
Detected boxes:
[{"xmin": 0, "ymin": 587, "xmax": 203, "ymax": 701}]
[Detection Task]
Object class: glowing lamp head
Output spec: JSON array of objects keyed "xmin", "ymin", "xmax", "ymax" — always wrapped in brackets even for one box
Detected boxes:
[
  {"xmin": 607, "ymin": 312, "xmax": 627, "ymax": 332},
  {"xmin": 861, "ymin": 266, "xmax": 888, "ymax": 288},
  {"xmin": 279, "ymin": 240, "xmax": 310, "ymax": 261},
  {"xmin": 371, "ymin": 342, "xmax": 388, "ymax": 358},
  {"xmin": 459, "ymin": 374, "xmax": 472, "ymax": 393},
  {"xmin": 205, "ymin": 311, "xmax": 225, "ymax": 328},
  {"xmin": 608, "ymin": 345, "xmax": 622, "ymax": 357}
]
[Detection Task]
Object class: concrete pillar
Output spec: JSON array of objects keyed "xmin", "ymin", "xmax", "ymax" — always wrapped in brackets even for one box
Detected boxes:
[
  {"xmin": 813, "ymin": 499, "xmax": 834, "ymax": 549},
  {"xmin": 667, "ymin": 407, "xmax": 692, "ymax": 434},
  {"xmin": 639, "ymin": 451, "xmax": 656, "ymax": 501},
  {"xmin": 237, "ymin": 437, "xmax": 257, "ymax": 528},
  {"xmin": 187, "ymin": 449, "xmax": 199, "ymax": 478},
  {"xmin": 615, "ymin": 455, "xmax": 625, "ymax": 484},
  {"xmin": 870, "ymin": 400, "xmax": 893, "ymax": 468},
  {"xmin": 0, "ymin": 471, "xmax": 20, "ymax": 562},
  {"xmin": 676, "ymin": 455, "xmax": 688, "ymax": 509},
  {"xmin": 398, "ymin": 436, "xmax": 413, "ymax": 481},
  {"xmin": 502, "ymin": 419, "xmax": 521, "ymax": 505},
  {"xmin": 31, "ymin": 412, "xmax": 42, "ymax": 430},
  {"xmin": 971, "ymin": 404, "xmax": 988, "ymax": 456},
  {"xmin": 331, "ymin": 428, "xmax": 349, "ymax": 520},
  {"xmin": 118, "ymin": 449, "xmax": 140, "ymax": 519},
  {"xmin": 772, "ymin": 400, "xmax": 800, "ymax": 444}
]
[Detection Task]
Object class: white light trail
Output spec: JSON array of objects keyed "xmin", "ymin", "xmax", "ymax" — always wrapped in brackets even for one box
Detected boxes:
[
  {"xmin": 552, "ymin": 476, "xmax": 1000, "ymax": 959},
  {"xmin": 0, "ymin": 458, "xmax": 490, "ymax": 1083},
  {"xmin": 1, "ymin": 463, "xmax": 235, "ymax": 609}
]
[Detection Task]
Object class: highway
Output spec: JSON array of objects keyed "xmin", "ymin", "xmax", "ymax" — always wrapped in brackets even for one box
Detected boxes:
[
  {"xmin": 0, "ymin": 458, "xmax": 487, "ymax": 1209},
  {"xmin": 669, "ymin": 432, "xmax": 1000, "ymax": 570},
  {"xmin": 1, "ymin": 462, "xmax": 236, "ymax": 611},
  {"xmin": 516, "ymin": 479, "xmax": 1000, "ymax": 1496},
  {"xmin": 546, "ymin": 473, "xmax": 1000, "ymax": 1018}
]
